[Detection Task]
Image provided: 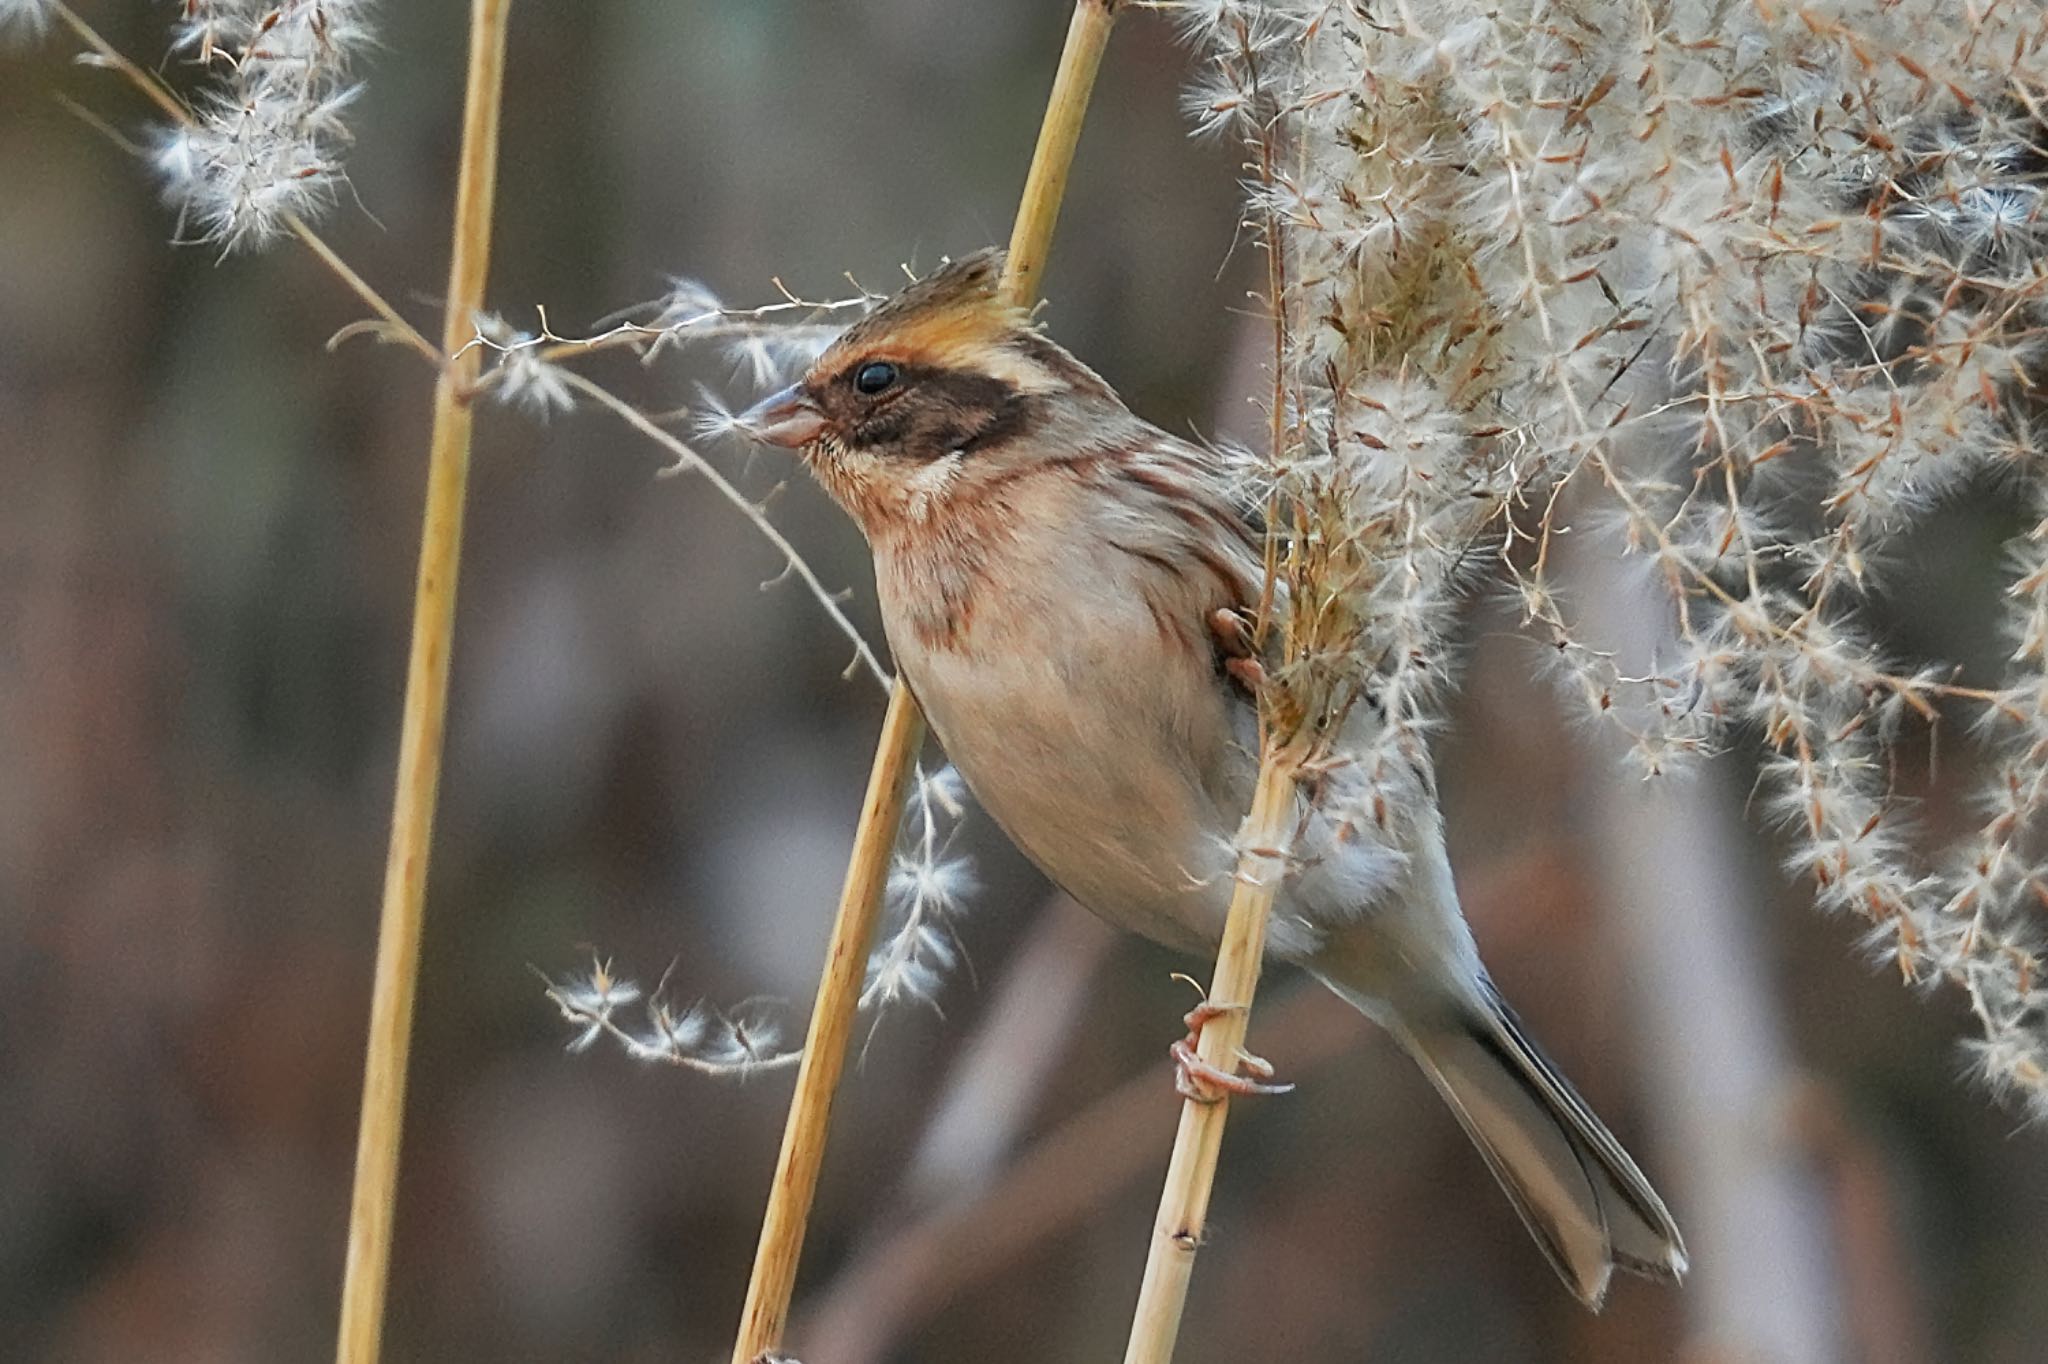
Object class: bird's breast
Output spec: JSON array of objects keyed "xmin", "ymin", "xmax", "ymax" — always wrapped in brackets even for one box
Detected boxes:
[{"xmin": 877, "ymin": 533, "xmax": 1250, "ymax": 952}]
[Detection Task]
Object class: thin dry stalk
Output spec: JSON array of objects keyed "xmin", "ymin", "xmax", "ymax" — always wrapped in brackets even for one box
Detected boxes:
[
  {"xmin": 729, "ymin": 683, "xmax": 925, "ymax": 1362},
  {"xmin": 1000, "ymin": 0, "xmax": 1120, "ymax": 307},
  {"xmin": 795, "ymin": 961, "xmax": 1370, "ymax": 1364},
  {"xmin": 333, "ymin": 1, "xmax": 511, "ymax": 1360},
  {"xmin": 48, "ymin": 1, "xmax": 438, "ymax": 363},
  {"xmin": 799, "ymin": 847, "xmax": 1570, "ymax": 1360},
  {"xmin": 1121, "ymin": 743, "xmax": 1300, "ymax": 1364},
  {"xmin": 727, "ymin": 5, "xmax": 1121, "ymax": 1360}
]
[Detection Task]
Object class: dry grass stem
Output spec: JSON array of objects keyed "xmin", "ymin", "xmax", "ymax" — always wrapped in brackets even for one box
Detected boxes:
[
  {"xmin": 333, "ymin": 1, "xmax": 511, "ymax": 1360},
  {"xmin": 729, "ymin": 683, "xmax": 927, "ymax": 1363},
  {"xmin": 561, "ymin": 371, "xmax": 891, "ymax": 688},
  {"xmin": 1002, "ymin": 0, "xmax": 1122, "ymax": 306},
  {"xmin": 51, "ymin": 2, "xmax": 185, "ymax": 121},
  {"xmin": 540, "ymin": 956, "xmax": 805, "ymax": 1075},
  {"xmin": 48, "ymin": 1, "xmax": 437, "ymax": 363},
  {"xmin": 1121, "ymin": 745, "xmax": 1301, "ymax": 1364},
  {"xmin": 291, "ymin": 218, "xmax": 441, "ymax": 363},
  {"xmin": 464, "ymin": 288, "xmax": 875, "ymax": 370},
  {"xmin": 727, "ymin": 5, "xmax": 1121, "ymax": 1360}
]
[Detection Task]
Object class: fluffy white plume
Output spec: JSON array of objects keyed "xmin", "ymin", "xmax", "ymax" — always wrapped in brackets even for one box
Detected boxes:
[{"xmin": 1187, "ymin": 0, "xmax": 2048, "ymax": 1118}]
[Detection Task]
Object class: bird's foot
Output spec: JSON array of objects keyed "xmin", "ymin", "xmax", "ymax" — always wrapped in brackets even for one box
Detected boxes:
[
  {"xmin": 1171, "ymin": 1001, "xmax": 1294, "ymax": 1104},
  {"xmin": 1210, "ymin": 609, "xmax": 1266, "ymax": 697},
  {"xmin": 1209, "ymin": 606, "xmax": 1252, "ymax": 653}
]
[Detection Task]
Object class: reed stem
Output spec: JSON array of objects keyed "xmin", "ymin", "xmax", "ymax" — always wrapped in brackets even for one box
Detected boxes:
[
  {"xmin": 333, "ymin": 1, "xmax": 511, "ymax": 1360},
  {"xmin": 1121, "ymin": 744, "xmax": 1301, "ymax": 1364},
  {"xmin": 727, "ymin": 5, "xmax": 1120, "ymax": 1361},
  {"xmin": 729, "ymin": 684, "xmax": 924, "ymax": 1363}
]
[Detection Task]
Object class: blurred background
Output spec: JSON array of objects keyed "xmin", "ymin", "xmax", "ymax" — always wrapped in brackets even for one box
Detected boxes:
[{"xmin": 2, "ymin": 3, "xmax": 2044, "ymax": 1361}]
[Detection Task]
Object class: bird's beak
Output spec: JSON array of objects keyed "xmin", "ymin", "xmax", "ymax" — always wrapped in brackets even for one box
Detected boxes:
[{"xmin": 737, "ymin": 384, "xmax": 828, "ymax": 448}]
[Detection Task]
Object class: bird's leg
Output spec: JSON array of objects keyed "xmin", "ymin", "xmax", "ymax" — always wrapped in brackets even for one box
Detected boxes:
[{"xmin": 1171, "ymin": 1000, "xmax": 1294, "ymax": 1104}]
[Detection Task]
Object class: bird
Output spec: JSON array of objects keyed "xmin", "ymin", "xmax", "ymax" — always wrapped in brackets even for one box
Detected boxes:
[{"xmin": 738, "ymin": 248, "xmax": 1687, "ymax": 1307}]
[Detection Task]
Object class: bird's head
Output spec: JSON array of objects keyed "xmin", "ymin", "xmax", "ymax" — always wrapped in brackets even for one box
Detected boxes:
[{"xmin": 738, "ymin": 249, "xmax": 1127, "ymax": 537}]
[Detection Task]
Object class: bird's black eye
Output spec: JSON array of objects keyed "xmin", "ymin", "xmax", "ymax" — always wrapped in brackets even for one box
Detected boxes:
[{"xmin": 854, "ymin": 361, "xmax": 899, "ymax": 395}]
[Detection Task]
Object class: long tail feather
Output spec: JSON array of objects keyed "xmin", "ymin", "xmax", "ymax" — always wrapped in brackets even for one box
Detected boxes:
[{"xmin": 1355, "ymin": 986, "xmax": 1688, "ymax": 1308}]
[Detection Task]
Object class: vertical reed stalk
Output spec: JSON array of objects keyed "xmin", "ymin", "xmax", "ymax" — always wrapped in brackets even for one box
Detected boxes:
[
  {"xmin": 728, "ymin": 5, "xmax": 1120, "ymax": 1361},
  {"xmin": 728, "ymin": 683, "xmax": 923, "ymax": 1364},
  {"xmin": 1122, "ymin": 744, "xmax": 1301, "ymax": 1364},
  {"xmin": 334, "ymin": 2, "xmax": 511, "ymax": 1360}
]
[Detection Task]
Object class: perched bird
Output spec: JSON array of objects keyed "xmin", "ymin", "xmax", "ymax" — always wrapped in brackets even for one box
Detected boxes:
[{"xmin": 740, "ymin": 250, "xmax": 1686, "ymax": 1307}]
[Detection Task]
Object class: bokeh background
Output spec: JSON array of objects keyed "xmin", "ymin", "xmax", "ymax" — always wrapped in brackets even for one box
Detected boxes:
[{"xmin": 3, "ymin": 3, "xmax": 2045, "ymax": 1362}]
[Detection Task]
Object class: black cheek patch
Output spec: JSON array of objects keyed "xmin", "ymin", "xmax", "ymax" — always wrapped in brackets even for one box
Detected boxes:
[
  {"xmin": 852, "ymin": 368, "xmax": 1034, "ymax": 459},
  {"xmin": 854, "ymin": 406, "xmax": 915, "ymax": 450},
  {"xmin": 952, "ymin": 394, "xmax": 1035, "ymax": 455}
]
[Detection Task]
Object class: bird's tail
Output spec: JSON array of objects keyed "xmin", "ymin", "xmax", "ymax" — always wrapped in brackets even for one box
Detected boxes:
[{"xmin": 1342, "ymin": 982, "xmax": 1688, "ymax": 1307}]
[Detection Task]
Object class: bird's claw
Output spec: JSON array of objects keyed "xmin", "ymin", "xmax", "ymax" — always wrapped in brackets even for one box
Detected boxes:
[
  {"xmin": 1210, "ymin": 609, "xmax": 1266, "ymax": 697},
  {"xmin": 1209, "ymin": 607, "xmax": 1252, "ymax": 652},
  {"xmin": 1170, "ymin": 1001, "xmax": 1293, "ymax": 1104}
]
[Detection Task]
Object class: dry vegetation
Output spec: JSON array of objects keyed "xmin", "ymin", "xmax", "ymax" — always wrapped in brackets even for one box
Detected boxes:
[
  {"xmin": 1179, "ymin": 0, "xmax": 2048, "ymax": 1117},
  {"xmin": 10, "ymin": 0, "xmax": 2048, "ymax": 1360}
]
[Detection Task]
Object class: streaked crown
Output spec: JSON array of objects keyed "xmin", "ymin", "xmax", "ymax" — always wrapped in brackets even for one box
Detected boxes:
[{"xmin": 824, "ymin": 248, "xmax": 1030, "ymax": 372}]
